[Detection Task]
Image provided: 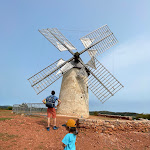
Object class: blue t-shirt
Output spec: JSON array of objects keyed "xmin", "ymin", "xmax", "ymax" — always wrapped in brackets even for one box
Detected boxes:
[
  {"xmin": 62, "ymin": 133, "xmax": 76, "ymax": 150},
  {"xmin": 46, "ymin": 95, "xmax": 58, "ymax": 108}
]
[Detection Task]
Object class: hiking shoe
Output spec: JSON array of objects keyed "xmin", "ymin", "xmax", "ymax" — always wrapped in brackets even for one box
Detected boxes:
[
  {"xmin": 53, "ymin": 126, "xmax": 58, "ymax": 130},
  {"xmin": 47, "ymin": 127, "xmax": 50, "ymax": 131},
  {"xmin": 62, "ymin": 124, "xmax": 66, "ymax": 127}
]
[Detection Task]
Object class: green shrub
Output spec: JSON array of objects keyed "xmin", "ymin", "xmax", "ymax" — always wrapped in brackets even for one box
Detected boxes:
[
  {"xmin": 0, "ymin": 106, "xmax": 12, "ymax": 110},
  {"xmin": 7, "ymin": 106, "xmax": 12, "ymax": 110},
  {"xmin": 136, "ymin": 114, "xmax": 150, "ymax": 120},
  {"xmin": 94, "ymin": 111, "xmax": 98, "ymax": 116}
]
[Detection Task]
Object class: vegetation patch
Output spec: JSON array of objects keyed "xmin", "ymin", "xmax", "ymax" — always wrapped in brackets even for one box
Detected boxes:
[
  {"xmin": 90, "ymin": 111, "xmax": 138, "ymax": 116},
  {"xmin": 0, "ymin": 118, "xmax": 12, "ymax": 121},
  {"xmin": 0, "ymin": 133, "xmax": 18, "ymax": 141},
  {"xmin": 90, "ymin": 111, "xmax": 150, "ymax": 120},
  {"xmin": 34, "ymin": 145, "xmax": 47, "ymax": 150},
  {"xmin": 0, "ymin": 110, "xmax": 15, "ymax": 117},
  {"xmin": 28, "ymin": 115, "xmax": 41, "ymax": 118},
  {"xmin": 135, "ymin": 114, "xmax": 150, "ymax": 120},
  {"xmin": 0, "ymin": 106, "xmax": 12, "ymax": 110}
]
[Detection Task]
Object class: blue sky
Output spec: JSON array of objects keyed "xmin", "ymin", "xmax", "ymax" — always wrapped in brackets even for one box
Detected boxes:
[{"xmin": 0, "ymin": 0, "xmax": 150, "ymax": 113}]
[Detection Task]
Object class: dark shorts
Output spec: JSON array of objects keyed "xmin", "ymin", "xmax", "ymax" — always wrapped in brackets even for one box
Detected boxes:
[{"xmin": 47, "ymin": 108, "xmax": 56, "ymax": 118}]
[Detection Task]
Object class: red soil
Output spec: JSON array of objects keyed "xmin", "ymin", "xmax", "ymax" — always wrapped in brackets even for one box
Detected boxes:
[{"xmin": 0, "ymin": 110, "xmax": 150, "ymax": 150}]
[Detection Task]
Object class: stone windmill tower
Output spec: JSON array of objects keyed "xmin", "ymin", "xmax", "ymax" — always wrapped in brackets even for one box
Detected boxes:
[{"xmin": 28, "ymin": 25, "xmax": 123, "ymax": 118}]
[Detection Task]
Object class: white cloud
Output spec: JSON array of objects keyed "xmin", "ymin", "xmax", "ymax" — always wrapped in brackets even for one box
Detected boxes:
[
  {"xmin": 96, "ymin": 34, "xmax": 150, "ymax": 103},
  {"xmin": 113, "ymin": 35, "xmax": 150, "ymax": 69}
]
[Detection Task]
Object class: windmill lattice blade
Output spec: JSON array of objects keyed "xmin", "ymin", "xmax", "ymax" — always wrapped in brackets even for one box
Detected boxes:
[
  {"xmin": 28, "ymin": 59, "xmax": 64, "ymax": 94},
  {"xmin": 39, "ymin": 28, "xmax": 76, "ymax": 52},
  {"xmin": 83, "ymin": 58, "xmax": 123, "ymax": 103},
  {"xmin": 80, "ymin": 25, "xmax": 118, "ymax": 58}
]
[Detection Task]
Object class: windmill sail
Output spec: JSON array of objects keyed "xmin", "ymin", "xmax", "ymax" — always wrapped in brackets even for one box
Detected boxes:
[
  {"xmin": 39, "ymin": 28, "xmax": 76, "ymax": 52},
  {"xmin": 28, "ymin": 59, "xmax": 65, "ymax": 94},
  {"xmin": 86, "ymin": 57, "xmax": 97, "ymax": 69},
  {"xmin": 83, "ymin": 57, "xmax": 123, "ymax": 103},
  {"xmin": 56, "ymin": 59, "xmax": 74, "ymax": 75},
  {"xmin": 80, "ymin": 25, "xmax": 118, "ymax": 58},
  {"xmin": 87, "ymin": 50, "xmax": 98, "ymax": 58}
]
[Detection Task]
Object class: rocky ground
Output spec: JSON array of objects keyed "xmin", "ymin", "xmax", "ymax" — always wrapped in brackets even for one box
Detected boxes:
[{"xmin": 0, "ymin": 110, "xmax": 150, "ymax": 150}]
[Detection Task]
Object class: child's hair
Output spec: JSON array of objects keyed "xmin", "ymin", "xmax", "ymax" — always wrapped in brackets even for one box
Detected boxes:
[{"xmin": 68, "ymin": 127, "xmax": 78, "ymax": 135}]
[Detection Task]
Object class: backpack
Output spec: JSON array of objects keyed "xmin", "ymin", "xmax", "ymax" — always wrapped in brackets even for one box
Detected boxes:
[{"xmin": 46, "ymin": 95, "xmax": 56, "ymax": 108}]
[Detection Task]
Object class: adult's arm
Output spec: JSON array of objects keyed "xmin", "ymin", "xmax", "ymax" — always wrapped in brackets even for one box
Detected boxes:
[
  {"xmin": 42, "ymin": 99, "xmax": 46, "ymax": 104},
  {"xmin": 57, "ymin": 99, "xmax": 61, "ymax": 107}
]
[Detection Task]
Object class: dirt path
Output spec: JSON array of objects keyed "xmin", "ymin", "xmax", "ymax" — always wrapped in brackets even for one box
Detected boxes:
[{"xmin": 0, "ymin": 110, "xmax": 150, "ymax": 150}]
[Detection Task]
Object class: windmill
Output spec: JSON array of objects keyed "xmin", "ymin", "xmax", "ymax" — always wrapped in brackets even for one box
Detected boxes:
[{"xmin": 28, "ymin": 25, "xmax": 123, "ymax": 118}]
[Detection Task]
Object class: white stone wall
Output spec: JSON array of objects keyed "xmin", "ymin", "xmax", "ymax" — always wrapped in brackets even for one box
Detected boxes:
[{"xmin": 57, "ymin": 68, "xmax": 89, "ymax": 118}]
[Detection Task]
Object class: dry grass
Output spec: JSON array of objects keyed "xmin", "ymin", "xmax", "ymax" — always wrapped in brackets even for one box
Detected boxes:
[
  {"xmin": 0, "ymin": 118, "xmax": 12, "ymax": 121},
  {"xmin": 0, "ymin": 133, "xmax": 18, "ymax": 141},
  {"xmin": 88, "ymin": 115, "xmax": 120, "ymax": 120}
]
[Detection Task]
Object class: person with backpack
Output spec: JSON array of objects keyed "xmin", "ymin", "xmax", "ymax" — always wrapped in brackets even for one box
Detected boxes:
[
  {"xmin": 62, "ymin": 119, "xmax": 78, "ymax": 150},
  {"xmin": 42, "ymin": 90, "xmax": 61, "ymax": 131}
]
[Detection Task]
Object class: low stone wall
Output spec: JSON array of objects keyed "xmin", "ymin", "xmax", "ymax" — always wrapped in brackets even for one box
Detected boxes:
[{"xmin": 77, "ymin": 118, "xmax": 150, "ymax": 133}]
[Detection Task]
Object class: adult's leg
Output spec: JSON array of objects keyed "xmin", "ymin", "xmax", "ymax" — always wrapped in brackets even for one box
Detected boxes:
[
  {"xmin": 52, "ymin": 108, "xmax": 58, "ymax": 130},
  {"xmin": 48, "ymin": 117, "xmax": 51, "ymax": 127},
  {"xmin": 47, "ymin": 108, "xmax": 51, "ymax": 128},
  {"xmin": 53, "ymin": 118, "xmax": 58, "ymax": 130},
  {"xmin": 53, "ymin": 118, "xmax": 56, "ymax": 126}
]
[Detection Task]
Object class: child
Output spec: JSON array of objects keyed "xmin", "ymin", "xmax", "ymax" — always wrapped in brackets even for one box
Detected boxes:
[{"xmin": 62, "ymin": 119, "xmax": 78, "ymax": 150}]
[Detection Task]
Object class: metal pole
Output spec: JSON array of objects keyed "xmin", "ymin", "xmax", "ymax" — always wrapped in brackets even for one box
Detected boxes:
[{"xmin": 30, "ymin": 104, "xmax": 31, "ymax": 115}]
